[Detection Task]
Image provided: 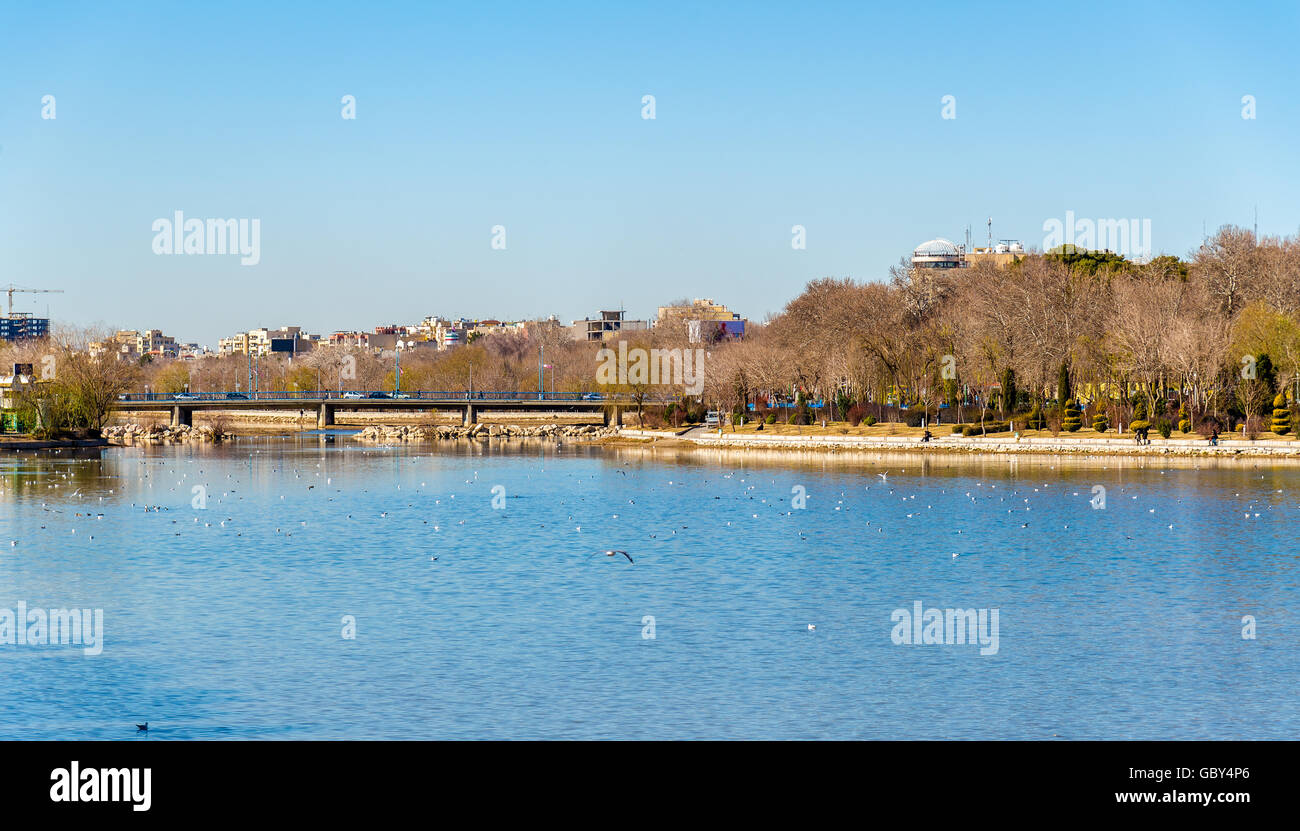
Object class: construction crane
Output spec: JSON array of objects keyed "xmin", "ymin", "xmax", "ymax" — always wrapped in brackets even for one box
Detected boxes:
[{"xmin": 3, "ymin": 285, "xmax": 64, "ymax": 316}]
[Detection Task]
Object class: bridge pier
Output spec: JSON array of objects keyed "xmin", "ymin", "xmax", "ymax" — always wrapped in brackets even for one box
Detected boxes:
[
  {"xmin": 603, "ymin": 406, "xmax": 623, "ymax": 427},
  {"xmin": 171, "ymin": 406, "xmax": 192, "ymax": 428},
  {"xmin": 463, "ymin": 403, "xmax": 476, "ymax": 426},
  {"xmin": 317, "ymin": 403, "xmax": 335, "ymax": 429}
]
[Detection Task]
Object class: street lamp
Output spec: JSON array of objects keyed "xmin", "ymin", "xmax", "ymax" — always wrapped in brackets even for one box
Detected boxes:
[{"xmin": 395, "ymin": 340, "xmax": 407, "ymax": 395}]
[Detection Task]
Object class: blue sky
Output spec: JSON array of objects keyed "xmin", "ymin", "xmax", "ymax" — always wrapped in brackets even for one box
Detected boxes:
[{"xmin": 2, "ymin": 0, "xmax": 1297, "ymax": 345}]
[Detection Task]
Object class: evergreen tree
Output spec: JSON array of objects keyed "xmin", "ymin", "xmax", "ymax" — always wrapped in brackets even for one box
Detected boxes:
[
  {"xmin": 1256, "ymin": 353, "xmax": 1277, "ymax": 393},
  {"xmin": 1062, "ymin": 398, "xmax": 1083, "ymax": 432},
  {"xmin": 1271, "ymin": 392, "xmax": 1290, "ymax": 435},
  {"xmin": 1027, "ymin": 401, "xmax": 1046, "ymax": 430},
  {"xmin": 1091, "ymin": 405, "xmax": 1109, "ymax": 432},
  {"xmin": 1000, "ymin": 367, "xmax": 1017, "ymax": 416},
  {"xmin": 1057, "ymin": 362, "xmax": 1072, "ymax": 407},
  {"xmin": 1129, "ymin": 399, "xmax": 1150, "ymax": 432}
]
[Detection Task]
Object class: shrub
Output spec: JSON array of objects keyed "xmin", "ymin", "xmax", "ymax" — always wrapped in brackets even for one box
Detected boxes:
[
  {"xmin": 904, "ymin": 411, "xmax": 925, "ymax": 428},
  {"xmin": 1155, "ymin": 418, "xmax": 1172, "ymax": 439},
  {"xmin": 963, "ymin": 421, "xmax": 1009, "ymax": 436},
  {"xmin": 863, "ymin": 415, "xmax": 877, "ymax": 427},
  {"xmin": 951, "ymin": 424, "xmax": 967, "ymax": 434},
  {"xmin": 1271, "ymin": 393, "xmax": 1290, "ymax": 435},
  {"xmin": 787, "ymin": 415, "xmax": 797, "ymax": 425},
  {"xmin": 1177, "ymin": 402, "xmax": 1190, "ymax": 433},
  {"xmin": 765, "ymin": 413, "xmax": 776, "ymax": 425},
  {"xmin": 794, "ymin": 392, "xmax": 810, "ymax": 425},
  {"xmin": 1061, "ymin": 398, "xmax": 1083, "ymax": 432},
  {"xmin": 832, "ymin": 390, "xmax": 850, "ymax": 421},
  {"xmin": 847, "ymin": 403, "xmax": 867, "ymax": 427},
  {"xmin": 1092, "ymin": 410, "xmax": 1109, "ymax": 432},
  {"xmin": 1129, "ymin": 399, "xmax": 1150, "ymax": 433},
  {"xmin": 1026, "ymin": 403, "xmax": 1047, "ymax": 430}
]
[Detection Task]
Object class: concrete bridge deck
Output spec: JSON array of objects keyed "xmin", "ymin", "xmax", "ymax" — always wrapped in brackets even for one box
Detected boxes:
[{"xmin": 113, "ymin": 391, "xmax": 628, "ymax": 428}]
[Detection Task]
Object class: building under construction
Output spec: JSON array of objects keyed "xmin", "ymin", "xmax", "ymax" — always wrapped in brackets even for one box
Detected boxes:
[
  {"xmin": 0, "ymin": 312, "xmax": 50, "ymax": 342},
  {"xmin": 0, "ymin": 286, "xmax": 60, "ymax": 342}
]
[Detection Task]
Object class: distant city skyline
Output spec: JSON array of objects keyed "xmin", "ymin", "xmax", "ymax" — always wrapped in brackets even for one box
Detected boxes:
[{"xmin": 3, "ymin": 0, "xmax": 1298, "ymax": 345}]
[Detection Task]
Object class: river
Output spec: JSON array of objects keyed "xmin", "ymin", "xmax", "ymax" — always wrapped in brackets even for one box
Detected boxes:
[{"xmin": 1, "ymin": 437, "xmax": 1296, "ymax": 739}]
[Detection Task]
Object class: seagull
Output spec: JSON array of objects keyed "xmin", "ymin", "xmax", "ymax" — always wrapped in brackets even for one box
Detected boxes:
[
  {"xmin": 136, "ymin": 722, "xmax": 148, "ymax": 732},
  {"xmin": 602, "ymin": 550, "xmax": 633, "ymax": 563},
  {"xmin": 807, "ymin": 624, "xmax": 816, "ymax": 631}
]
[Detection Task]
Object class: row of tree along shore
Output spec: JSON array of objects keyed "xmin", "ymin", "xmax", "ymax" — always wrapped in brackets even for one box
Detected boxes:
[{"xmin": 4, "ymin": 226, "xmax": 1299, "ymax": 442}]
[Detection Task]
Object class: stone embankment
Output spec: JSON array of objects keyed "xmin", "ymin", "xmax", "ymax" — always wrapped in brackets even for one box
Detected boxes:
[
  {"xmin": 353, "ymin": 423, "xmax": 618, "ymax": 442},
  {"xmin": 103, "ymin": 423, "xmax": 230, "ymax": 445}
]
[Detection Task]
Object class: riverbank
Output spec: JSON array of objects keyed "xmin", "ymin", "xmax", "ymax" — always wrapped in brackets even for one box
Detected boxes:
[{"xmin": 613, "ymin": 426, "xmax": 1300, "ymax": 459}]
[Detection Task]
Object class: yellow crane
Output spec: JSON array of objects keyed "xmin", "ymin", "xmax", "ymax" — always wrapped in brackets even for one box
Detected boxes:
[{"xmin": 3, "ymin": 285, "xmax": 64, "ymax": 316}]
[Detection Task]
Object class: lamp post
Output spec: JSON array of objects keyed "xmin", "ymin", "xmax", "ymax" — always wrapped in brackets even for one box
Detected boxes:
[
  {"xmin": 395, "ymin": 340, "xmax": 406, "ymax": 394},
  {"xmin": 538, "ymin": 345, "xmax": 544, "ymax": 400}
]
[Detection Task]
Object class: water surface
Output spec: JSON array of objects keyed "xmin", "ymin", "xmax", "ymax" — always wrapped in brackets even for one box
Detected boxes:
[{"xmin": 1, "ymin": 439, "xmax": 1296, "ymax": 739}]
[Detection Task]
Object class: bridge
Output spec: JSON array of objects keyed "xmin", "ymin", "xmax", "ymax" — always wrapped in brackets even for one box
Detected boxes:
[{"xmin": 113, "ymin": 391, "xmax": 629, "ymax": 429}]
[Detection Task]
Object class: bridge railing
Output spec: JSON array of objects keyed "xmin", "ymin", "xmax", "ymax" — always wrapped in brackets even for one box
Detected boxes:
[{"xmin": 115, "ymin": 390, "xmax": 621, "ymax": 403}]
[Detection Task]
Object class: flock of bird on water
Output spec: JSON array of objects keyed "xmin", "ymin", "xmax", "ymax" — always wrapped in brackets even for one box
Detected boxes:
[{"xmin": 2, "ymin": 442, "xmax": 1287, "ymax": 735}]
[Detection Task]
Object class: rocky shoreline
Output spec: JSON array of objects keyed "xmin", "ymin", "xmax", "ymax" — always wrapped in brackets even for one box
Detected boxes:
[
  {"xmin": 352, "ymin": 423, "xmax": 618, "ymax": 442},
  {"xmin": 99, "ymin": 421, "xmax": 619, "ymax": 445},
  {"xmin": 103, "ymin": 423, "xmax": 231, "ymax": 445}
]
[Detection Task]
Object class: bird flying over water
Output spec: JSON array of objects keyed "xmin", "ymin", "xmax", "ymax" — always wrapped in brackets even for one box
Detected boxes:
[{"xmin": 601, "ymin": 550, "xmax": 633, "ymax": 563}]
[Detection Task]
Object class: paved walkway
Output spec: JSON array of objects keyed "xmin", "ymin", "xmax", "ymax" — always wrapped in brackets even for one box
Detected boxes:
[{"xmin": 616, "ymin": 428, "xmax": 1300, "ymax": 458}]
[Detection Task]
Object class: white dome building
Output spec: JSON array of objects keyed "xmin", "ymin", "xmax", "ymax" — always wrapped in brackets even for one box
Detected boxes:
[{"xmin": 911, "ymin": 238, "xmax": 964, "ymax": 269}]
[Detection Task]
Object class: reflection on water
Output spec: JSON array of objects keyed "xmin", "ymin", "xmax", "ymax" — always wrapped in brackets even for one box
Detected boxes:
[{"xmin": 1, "ymin": 438, "xmax": 1297, "ymax": 739}]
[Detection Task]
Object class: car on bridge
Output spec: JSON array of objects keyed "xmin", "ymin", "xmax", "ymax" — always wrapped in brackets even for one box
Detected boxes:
[
  {"xmin": 341, "ymin": 392, "xmax": 364, "ymax": 399},
  {"xmin": 582, "ymin": 392, "xmax": 602, "ymax": 400},
  {"xmin": 225, "ymin": 392, "xmax": 248, "ymax": 400},
  {"xmin": 173, "ymin": 393, "xmax": 199, "ymax": 401},
  {"xmin": 367, "ymin": 392, "xmax": 390, "ymax": 399}
]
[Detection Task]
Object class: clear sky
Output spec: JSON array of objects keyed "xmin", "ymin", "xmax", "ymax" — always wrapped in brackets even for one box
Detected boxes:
[{"xmin": 2, "ymin": 0, "xmax": 1297, "ymax": 346}]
